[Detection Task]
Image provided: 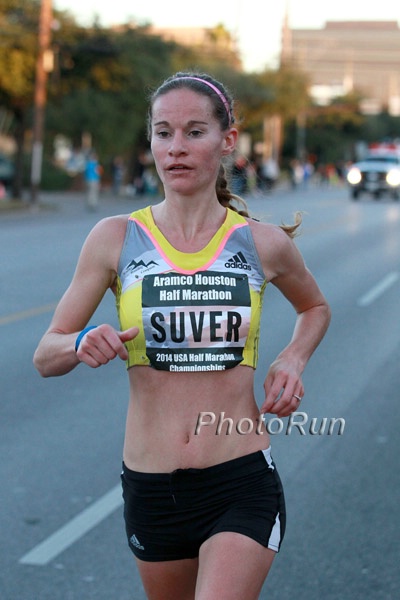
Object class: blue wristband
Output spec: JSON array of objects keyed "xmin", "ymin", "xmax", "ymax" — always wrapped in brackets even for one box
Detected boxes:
[{"xmin": 75, "ymin": 326, "xmax": 98, "ymax": 352}]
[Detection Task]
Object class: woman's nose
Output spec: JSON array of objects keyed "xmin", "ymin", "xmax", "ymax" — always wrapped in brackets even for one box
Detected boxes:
[{"xmin": 168, "ymin": 132, "xmax": 187, "ymax": 155}]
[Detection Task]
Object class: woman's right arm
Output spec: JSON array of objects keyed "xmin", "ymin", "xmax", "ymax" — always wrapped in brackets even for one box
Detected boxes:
[{"xmin": 33, "ymin": 216, "xmax": 137, "ymax": 377}]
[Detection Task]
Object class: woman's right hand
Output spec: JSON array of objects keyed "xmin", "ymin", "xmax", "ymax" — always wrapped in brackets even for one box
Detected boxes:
[{"xmin": 76, "ymin": 325, "xmax": 139, "ymax": 368}]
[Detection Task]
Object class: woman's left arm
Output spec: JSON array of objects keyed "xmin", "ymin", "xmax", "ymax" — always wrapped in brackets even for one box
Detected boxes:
[{"xmin": 252, "ymin": 222, "xmax": 331, "ymax": 417}]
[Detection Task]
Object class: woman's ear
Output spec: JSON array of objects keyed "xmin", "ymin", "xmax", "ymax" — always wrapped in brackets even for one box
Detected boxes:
[{"xmin": 222, "ymin": 127, "xmax": 238, "ymax": 156}]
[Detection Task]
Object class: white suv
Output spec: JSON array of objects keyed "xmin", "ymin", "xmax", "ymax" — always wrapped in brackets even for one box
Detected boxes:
[{"xmin": 346, "ymin": 152, "xmax": 400, "ymax": 200}]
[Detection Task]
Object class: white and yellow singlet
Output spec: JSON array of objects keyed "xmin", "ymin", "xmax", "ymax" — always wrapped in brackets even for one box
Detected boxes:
[{"xmin": 116, "ymin": 207, "xmax": 267, "ymax": 372}]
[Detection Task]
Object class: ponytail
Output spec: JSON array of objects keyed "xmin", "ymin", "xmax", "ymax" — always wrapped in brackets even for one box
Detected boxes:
[
  {"xmin": 217, "ymin": 165, "xmax": 302, "ymax": 238},
  {"xmin": 216, "ymin": 165, "xmax": 250, "ymax": 217}
]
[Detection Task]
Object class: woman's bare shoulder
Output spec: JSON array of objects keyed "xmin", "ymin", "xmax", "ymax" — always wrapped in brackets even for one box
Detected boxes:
[
  {"xmin": 247, "ymin": 218, "xmax": 292, "ymax": 251},
  {"xmin": 90, "ymin": 213, "xmax": 130, "ymax": 234},
  {"xmin": 78, "ymin": 213, "xmax": 131, "ymax": 272},
  {"xmin": 246, "ymin": 218, "xmax": 302, "ymax": 280},
  {"xmin": 83, "ymin": 213, "xmax": 130, "ymax": 247}
]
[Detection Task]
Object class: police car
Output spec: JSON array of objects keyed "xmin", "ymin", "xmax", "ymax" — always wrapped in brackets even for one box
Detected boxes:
[{"xmin": 346, "ymin": 143, "xmax": 400, "ymax": 200}]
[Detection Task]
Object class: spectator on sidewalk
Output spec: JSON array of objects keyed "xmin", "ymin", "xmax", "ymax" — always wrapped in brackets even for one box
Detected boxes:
[{"xmin": 84, "ymin": 151, "xmax": 101, "ymax": 210}]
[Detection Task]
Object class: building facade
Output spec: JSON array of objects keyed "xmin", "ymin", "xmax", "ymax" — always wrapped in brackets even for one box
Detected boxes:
[{"xmin": 281, "ymin": 20, "xmax": 400, "ymax": 115}]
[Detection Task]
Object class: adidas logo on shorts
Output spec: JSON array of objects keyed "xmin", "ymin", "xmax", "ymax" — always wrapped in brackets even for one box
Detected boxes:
[{"xmin": 130, "ymin": 534, "xmax": 145, "ymax": 550}]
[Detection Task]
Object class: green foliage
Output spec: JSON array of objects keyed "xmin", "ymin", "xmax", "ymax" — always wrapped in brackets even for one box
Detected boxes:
[
  {"xmin": 297, "ymin": 96, "xmax": 365, "ymax": 163},
  {"xmin": 20, "ymin": 152, "xmax": 72, "ymax": 190},
  {"xmin": 0, "ymin": 0, "xmax": 39, "ymax": 104},
  {"xmin": 46, "ymin": 26, "xmax": 180, "ymax": 168},
  {"xmin": 359, "ymin": 113, "xmax": 400, "ymax": 143},
  {"xmin": 255, "ymin": 65, "xmax": 310, "ymax": 120},
  {"xmin": 40, "ymin": 157, "xmax": 72, "ymax": 190}
]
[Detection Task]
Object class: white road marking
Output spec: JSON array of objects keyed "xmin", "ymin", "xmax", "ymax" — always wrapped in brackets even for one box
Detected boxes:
[
  {"xmin": 19, "ymin": 485, "xmax": 123, "ymax": 566},
  {"xmin": 357, "ymin": 272, "xmax": 399, "ymax": 307}
]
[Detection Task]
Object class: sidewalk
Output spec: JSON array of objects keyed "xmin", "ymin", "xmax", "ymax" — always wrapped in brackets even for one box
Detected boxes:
[
  {"xmin": 0, "ymin": 188, "xmax": 151, "ymax": 216},
  {"xmin": 0, "ymin": 190, "xmax": 76, "ymax": 214}
]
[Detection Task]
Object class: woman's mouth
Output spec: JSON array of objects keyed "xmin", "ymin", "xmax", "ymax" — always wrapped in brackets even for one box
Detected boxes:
[{"xmin": 167, "ymin": 164, "xmax": 190, "ymax": 171}]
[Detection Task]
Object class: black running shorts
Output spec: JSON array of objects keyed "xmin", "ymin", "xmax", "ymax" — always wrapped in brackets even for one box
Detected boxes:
[{"xmin": 121, "ymin": 447, "xmax": 286, "ymax": 562}]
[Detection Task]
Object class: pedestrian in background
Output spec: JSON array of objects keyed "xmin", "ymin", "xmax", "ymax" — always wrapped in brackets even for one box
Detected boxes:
[
  {"xmin": 33, "ymin": 71, "xmax": 330, "ymax": 600},
  {"xmin": 260, "ymin": 156, "xmax": 280, "ymax": 191},
  {"xmin": 111, "ymin": 155, "xmax": 125, "ymax": 196},
  {"xmin": 84, "ymin": 151, "xmax": 101, "ymax": 210},
  {"xmin": 230, "ymin": 154, "xmax": 248, "ymax": 194}
]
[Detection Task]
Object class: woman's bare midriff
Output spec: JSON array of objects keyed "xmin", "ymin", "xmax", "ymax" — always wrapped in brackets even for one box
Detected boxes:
[{"xmin": 122, "ymin": 365, "xmax": 271, "ymax": 473}]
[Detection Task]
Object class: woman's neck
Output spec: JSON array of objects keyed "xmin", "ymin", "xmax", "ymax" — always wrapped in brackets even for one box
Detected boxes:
[{"xmin": 151, "ymin": 199, "xmax": 227, "ymax": 251}]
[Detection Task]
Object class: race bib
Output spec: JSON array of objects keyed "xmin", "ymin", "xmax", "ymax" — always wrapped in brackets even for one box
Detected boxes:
[{"xmin": 142, "ymin": 271, "xmax": 251, "ymax": 371}]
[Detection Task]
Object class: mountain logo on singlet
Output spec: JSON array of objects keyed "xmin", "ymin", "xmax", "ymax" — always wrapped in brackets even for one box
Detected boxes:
[
  {"xmin": 225, "ymin": 251, "xmax": 251, "ymax": 271},
  {"xmin": 124, "ymin": 258, "xmax": 160, "ymax": 280},
  {"xmin": 126, "ymin": 259, "xmax": 158, "ymax": 271}
]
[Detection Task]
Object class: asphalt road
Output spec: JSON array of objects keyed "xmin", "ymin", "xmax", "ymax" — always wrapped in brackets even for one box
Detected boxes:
[{"xmin": 1, "ymin": 183, "xmax": 399, "ymax": 599}]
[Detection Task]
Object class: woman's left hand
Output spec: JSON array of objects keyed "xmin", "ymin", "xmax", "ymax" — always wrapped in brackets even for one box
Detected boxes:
[{"xmin": 260, "ymin": 355, "xmax": 304, "ymax": 417}]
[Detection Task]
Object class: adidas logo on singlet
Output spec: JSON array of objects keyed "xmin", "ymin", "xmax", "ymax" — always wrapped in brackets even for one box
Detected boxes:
[{"xmin": 225, "ymin": 251, "xmax": 251, "ymax": 271}]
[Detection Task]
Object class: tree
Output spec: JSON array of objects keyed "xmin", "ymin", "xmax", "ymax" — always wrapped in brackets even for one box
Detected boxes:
[
  {"xmin": 46, "ymin": 24, "xmax": 179, "ymax": 182},
  {"xmin": 303, "ymin": 93, "xmax": 364, "ymax": 163},
  {"xmin": 0, "ymin": 0, "xmax": 40, "ymax": 197},
  {"xmin": 235, "ymin": 65, "xmax": 310, "ymax": 163},
  {"xmin": 0, "ymin": 0, "xmax": 88, "ymax": 197}
]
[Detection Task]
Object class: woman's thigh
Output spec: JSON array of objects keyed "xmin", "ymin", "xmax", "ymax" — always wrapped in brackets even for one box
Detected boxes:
[
  {"xmin": 135, "ymin": 556, "xmax": 198, "ymax": 600},
  {"xmin": 135, "ymin": 532, "xmax": 275, "ymax": 600},
  {"xmin": 196, "ymin": 531, "xmax": 276, "ymax": 600}
]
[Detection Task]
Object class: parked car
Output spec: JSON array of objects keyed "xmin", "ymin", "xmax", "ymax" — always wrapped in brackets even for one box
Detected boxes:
[
  {"xmin": 0, "ymin": 153, "xmax": 14, "ymax": 187},
  {"xmin": 346, "ymin": 143, "xmax": 400, "ymax": 200}
]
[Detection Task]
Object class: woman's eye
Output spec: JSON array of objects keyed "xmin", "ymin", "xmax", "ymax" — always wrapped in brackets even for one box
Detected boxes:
[{"xmin": 189, "ymin": 130, "xmax": 203, "ymax": 137}]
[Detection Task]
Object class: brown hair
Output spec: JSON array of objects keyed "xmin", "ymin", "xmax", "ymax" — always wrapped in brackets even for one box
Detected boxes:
[{"xmin": 148, "ymin": 71, "xmax": 301, "ymax": 236}]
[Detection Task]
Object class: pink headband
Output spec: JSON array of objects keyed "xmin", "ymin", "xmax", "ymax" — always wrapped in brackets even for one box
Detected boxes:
[{"xmin": 178, "ymin": 76, "xmax": 232, "ymax": 124}]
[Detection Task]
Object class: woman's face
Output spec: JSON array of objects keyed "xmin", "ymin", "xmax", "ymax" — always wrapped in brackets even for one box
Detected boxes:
[{"xmin": 150, "ymin": 88, "xmax": 236, "ymax": 196}]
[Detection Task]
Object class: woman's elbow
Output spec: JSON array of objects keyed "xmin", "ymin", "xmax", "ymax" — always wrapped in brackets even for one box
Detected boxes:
[
  {"xmin": 32, "ymin": 345, "xmax": 71, "ymax": 378},
  {"xmin": 33, "ymin": 349, "xmax": 52, "ymax": 377}
]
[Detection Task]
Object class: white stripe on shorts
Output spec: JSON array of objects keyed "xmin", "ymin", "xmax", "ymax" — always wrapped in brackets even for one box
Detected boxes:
[
  {"xmin": 262, "ymin": 446, "xmax": 282, "ymax": 551},
  {"xmin": 267, "ymin": 513, "xmax": 282, "ymax": 551},
  {"xmin": 262, "ymin": 446, "xmax": 274, "ymax": 469}
]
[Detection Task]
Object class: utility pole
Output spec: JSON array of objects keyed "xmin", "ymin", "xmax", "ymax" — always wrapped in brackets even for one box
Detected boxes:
[{"xmin": 30, "ymin": 0, "xmax": 53, "ymax": 203}]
